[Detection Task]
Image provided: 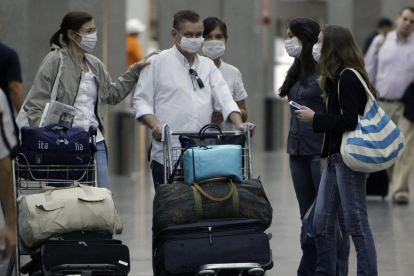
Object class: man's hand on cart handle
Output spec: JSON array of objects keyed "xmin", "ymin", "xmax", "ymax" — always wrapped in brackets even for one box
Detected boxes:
[
  {"xmin": 236, "ymin": 122, "xmax": 256, "ymax": 137},
  {"xmin": 152, "ymin": 123, "xmax": 163, "ymax": 141}
]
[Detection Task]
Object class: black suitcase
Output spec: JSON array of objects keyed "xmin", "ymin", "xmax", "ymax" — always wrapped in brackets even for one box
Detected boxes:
[
  {"xmin": 20, "ymin": 231, "xmax": 130, "ymax": 276},
  {"xmin": 153, "ymin": 218, "xmax": 273, "ymax": 276},
  {"xmin": 366, "ymin": 170, "xmax": 389, "ymax": 199}
]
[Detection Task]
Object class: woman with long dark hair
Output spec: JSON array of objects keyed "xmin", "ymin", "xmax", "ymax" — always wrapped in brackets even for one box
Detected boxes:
[
  {"xmin": 296, "ymin": 25, "xmax": 378, "ymax": 275},
  {"xmin": 22, "ymin": 11, "xmax": 152, "ymax": 189}
]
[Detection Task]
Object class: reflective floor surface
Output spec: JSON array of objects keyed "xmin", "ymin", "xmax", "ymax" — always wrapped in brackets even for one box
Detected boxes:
[{"xmin": 1, "ymin": 150, "xmax": 414, "ymax": 276}]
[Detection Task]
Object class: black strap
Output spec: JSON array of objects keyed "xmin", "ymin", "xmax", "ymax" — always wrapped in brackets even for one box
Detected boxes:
[{"xmin": 167, "ymin": 145, "xmax": 190, "ymax": 184}]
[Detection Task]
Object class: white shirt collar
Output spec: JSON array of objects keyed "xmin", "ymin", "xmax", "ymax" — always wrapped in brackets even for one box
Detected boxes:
[{"xmin": 172, "ymin": 44, "xmax": 200, "ymax": 69}]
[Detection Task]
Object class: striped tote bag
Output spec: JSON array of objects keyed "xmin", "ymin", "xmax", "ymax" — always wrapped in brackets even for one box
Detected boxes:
[{"xmin": 339, "ymin": 68, "xmax": 405, "ymax": 173}]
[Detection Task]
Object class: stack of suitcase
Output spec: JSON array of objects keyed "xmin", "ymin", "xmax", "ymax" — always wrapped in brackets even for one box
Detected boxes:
[
  {"xmin": 11, "ymin": 125, "xmax": 131, "ymax": 276},
  {"xmin": 153, "ymin": 125, "xmax": 273, "ymax": 276}
]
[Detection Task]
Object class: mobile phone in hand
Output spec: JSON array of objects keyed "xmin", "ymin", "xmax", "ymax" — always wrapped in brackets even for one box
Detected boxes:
[{"xmin": 289, "ymin": 101, "xmax": 302, "ymax": 110}]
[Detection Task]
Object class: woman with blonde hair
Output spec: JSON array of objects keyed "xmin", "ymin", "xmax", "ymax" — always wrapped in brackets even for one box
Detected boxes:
[{"xmin": 296, "ymin": 25, "xmax": 378, "ymax": 275}]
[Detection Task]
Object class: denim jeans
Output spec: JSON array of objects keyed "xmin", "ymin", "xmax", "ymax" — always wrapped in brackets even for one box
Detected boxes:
[
  {"xmin": 290, "ymin": 155, "xmax": 320, "ymax": 276},
  {"xmin": 96, "ymin": 141, "xmax": 110, "ymax": 189},
  {"xmin": 151, "ymin": 160, "xmax": 165, "ymax": 190},
  {"xmin": 290, "ymin": 155, "xmax": 349, "ymax": 276},
  {"xmin": 314, "ymin": 153, "xmax": 377, "ymax": 276}
]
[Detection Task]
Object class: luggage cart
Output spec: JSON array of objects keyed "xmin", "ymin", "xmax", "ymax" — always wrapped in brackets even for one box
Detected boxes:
[
  {"xmin": 157, "ymin": 125, "xmax": 270, "ymax": 276},
  {"xmin": 163, "ymin": 124, "xmax": 253, "ymax": 183},
  {"xmin": 5, "ymin": 126, "xmax": 117, "ymax": 276}
]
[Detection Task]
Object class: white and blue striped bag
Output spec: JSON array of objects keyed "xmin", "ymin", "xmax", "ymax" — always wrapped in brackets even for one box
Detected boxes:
[{"xmin": 339, "ymin": 68, "xmax": 405, "ymax": 173}]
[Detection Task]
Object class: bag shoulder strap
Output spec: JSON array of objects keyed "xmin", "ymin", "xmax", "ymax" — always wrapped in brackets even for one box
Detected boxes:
[
  {"xmin": 50, "ymin": 50, "xmax": 64, "ymax": 102},
  {"xmin": 338, "ymin": 68, "xmax": 376, "ymax": 114}
]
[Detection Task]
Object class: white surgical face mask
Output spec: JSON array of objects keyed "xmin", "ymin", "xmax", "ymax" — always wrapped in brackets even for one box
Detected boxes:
[
  {"xmin": 312, "ymin": 44, "xmax": 322, "ymax": 62},
  {"xmin": 73, "ymin": 32, "xmax": 97, "ymax": 53},
  {"xmin": 174, "ymin": 29, "xmax": 204, "ymax": 53},
  {"xmin": 202, "ymin": 40, "xmax": 226, "ymax": 60},
  {"xmin": 284, "ymin": 36, "xmax": 302, "ymax": 58}
]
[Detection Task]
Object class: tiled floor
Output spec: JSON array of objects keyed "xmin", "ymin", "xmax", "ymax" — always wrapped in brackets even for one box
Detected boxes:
[{"xmin": 1, "ymin": 149, "xmax": 414, "ymax": 275}]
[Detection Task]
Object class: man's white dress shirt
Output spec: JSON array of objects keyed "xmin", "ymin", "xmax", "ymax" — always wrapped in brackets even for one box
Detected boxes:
[
  {"xmin": 133, "ymin": 45, "xmax": 240, "ymax": 164},
  {"xmin": 72, "ymin": 66, "xmax": 104, "ymax": 142},
  {"xmin": 218, "ymin": 60, "xmax": 248, "ymax": 131},
  {"xmin": 365, "ymin": 31, "xmax": 414, "ymax": 100}
]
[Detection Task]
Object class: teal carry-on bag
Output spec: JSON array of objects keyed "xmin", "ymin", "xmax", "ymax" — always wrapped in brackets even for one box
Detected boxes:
[{"xmin": 183, "ymin": 144, "xmax": 243, "ymax": 184}]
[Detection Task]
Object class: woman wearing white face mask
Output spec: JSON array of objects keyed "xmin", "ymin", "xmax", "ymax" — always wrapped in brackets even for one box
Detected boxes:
[
  {"xmin": 22, "ymin": 11, "xmax": 153, "ymax": 189},
  {"xmin": 279, "ymin": 18, "xmax": 350, "ymax": 276},
  {"xmin": 202, "ymin": 17, "xmax": 248, "ymax": 130}
]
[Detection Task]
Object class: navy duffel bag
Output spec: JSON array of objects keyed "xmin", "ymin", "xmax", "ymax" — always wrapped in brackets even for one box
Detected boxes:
[{"xmin": 18, "ymin": 123, "xmax": 93, "ymax": 181}]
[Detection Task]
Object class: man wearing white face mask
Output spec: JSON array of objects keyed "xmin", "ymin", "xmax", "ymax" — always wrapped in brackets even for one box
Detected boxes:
[
  {"xmin": 22, "ymin": 11, "xmax": 153, "ymax": 189},
  {"xmin": 132, "ymin": 10, "xmax": 256, "ymax": 188},
  {"xmin": 202, "ymin": 17, "xmax": 248, "ymax": 131}
]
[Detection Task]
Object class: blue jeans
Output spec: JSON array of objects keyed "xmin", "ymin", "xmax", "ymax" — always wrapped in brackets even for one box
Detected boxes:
[
  {"xmin": 96, "ymin": 141, "xmax": 110, "ymax": 189},
  {"xmin": 290, "ymin": 154, "xmax": 321, "ymax": 276},
  {"xmin": 314, "ymin": 153, "xmax": 377, "ymax": 276}
]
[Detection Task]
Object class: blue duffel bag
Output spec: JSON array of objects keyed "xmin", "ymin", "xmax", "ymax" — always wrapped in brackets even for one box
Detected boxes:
[
  {"xmin": 183, "ymin": 144, "xmax": 243, "ymax": 184},
  {"xmin": 17, "ymin": 123, "xmax": 93, "ymax": 181}
]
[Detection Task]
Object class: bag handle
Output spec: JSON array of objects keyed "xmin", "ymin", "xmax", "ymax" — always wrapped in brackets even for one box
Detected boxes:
[
  {"xmin": 191, "ymin": 178, "xmax": 239, "ymax": 220},
  {"xmin": 50, "ymin": 50, "xmax": 64, "ymax": 102},
  {"xmin": 192, "ymin": 178, "xmax": 235, "ymax": 201},
  {"xmin": 44, "ymin": 123, "xmax": 70, "ymax": 130},
  {"xmin": 43, "ymin": 182, "xmax": 94, "ymax": 201},
  {"xmin": 339, "ymin": 68, "xmax": 376, "ymax": 103},
  {"xmin": 198, "ymin": 124, "xmax": 224, "ymax": 140}
]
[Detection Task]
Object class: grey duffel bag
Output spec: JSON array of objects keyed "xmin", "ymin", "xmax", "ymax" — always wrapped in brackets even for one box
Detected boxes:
[{"xmin": 17, "ymin": 183, "xmax": 123, "ymax": 248}]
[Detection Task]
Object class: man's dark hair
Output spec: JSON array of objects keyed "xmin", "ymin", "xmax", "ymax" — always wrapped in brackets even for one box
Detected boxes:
[
  {"xmin": 173, "ymin": 10, "xmax": 200, "ymax": 31},
  {"xmin": 400, "ymin": 6, "xmax": 414, "ymax": 15},
  {"xmin": 203, "ymin": 17, "xmax": 228, "ymax": 40},
  {"xmin": 378, "ymin": 18, "xmax": 392, "ymax": 28}
]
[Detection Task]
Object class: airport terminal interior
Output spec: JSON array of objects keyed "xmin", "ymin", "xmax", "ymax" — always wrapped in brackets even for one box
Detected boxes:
[{"xmin": 1, "ymin": 0, "xmax": 414, "ymax": 275}]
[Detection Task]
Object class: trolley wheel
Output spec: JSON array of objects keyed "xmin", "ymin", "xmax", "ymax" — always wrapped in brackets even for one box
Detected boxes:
[
  {"xmin": 199, "ymin": 270, "xmax": 216, "ymax": 276},
  {"xmin": 248, "ymin": 268, "xmax": 265, "ymax": 275}
]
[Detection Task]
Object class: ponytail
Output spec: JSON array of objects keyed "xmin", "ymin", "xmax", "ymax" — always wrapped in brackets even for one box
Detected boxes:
[{"xmin": 49, "ymin": 29, "xmax": 62, "ymax": 48}]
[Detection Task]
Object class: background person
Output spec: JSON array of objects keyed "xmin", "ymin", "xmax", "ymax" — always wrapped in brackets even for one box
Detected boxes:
[
  {"xmin": 21, "ymin": 11, "xmax": 151, "ymax": 189},
  {"xmin": 0, "ymin": 27, "xmax": 24, "ymax": 112},
  {"xmin": 297, "ymin": 25, "xmax": 378, "ymax": 276},
  {"xmin": 126, "ymin": 18, "xmax": 146, "ymax": 69},
  {"xmin": 202, "ymin": 17, "xmax": 248, "ymax": 130},
  {"xmin": 363, "ymin": 18, "xmax": 393, "ymax": 54},
  {"xmin": 365, "ymin": 6, "xmax": 414, "ymax": 204},
  {"xmin": 0, "ymin": 88, "xmax": 18, "ymax": 260}
]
